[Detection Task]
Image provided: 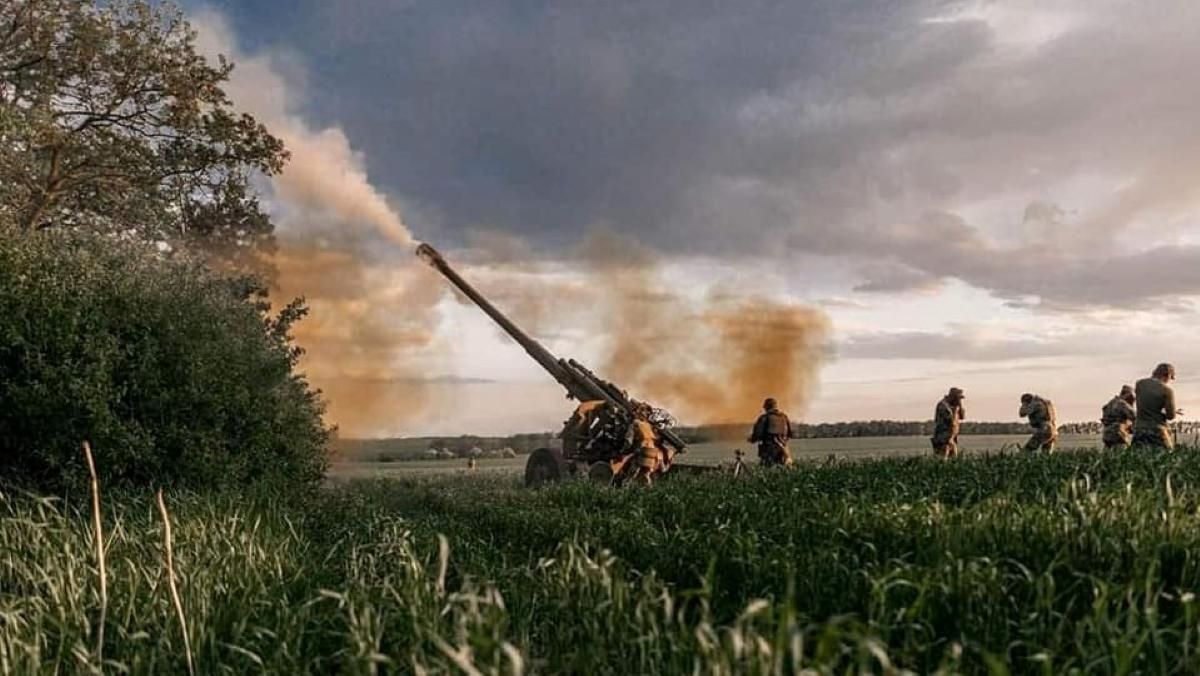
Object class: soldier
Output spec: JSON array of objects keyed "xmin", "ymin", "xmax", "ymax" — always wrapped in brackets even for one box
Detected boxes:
[
  {"xmin": 930, "ymin": 387, "xmax": 966, "ymax": 459},
  {"xmin": 629, "ymin": 402, "xmax": 672, "ymax": 485},
  {"xmin": 1101, "ymin": 385, "xmax": 1137, "ymax": 450},
  {"xmin": 748, "ymin": 397, "xmax": 794, "ymax": 467},
  {"xmin": 1019, "ymin": 393, "xmax": 1058, "ymax": 452},
  {"xmin": 1133, "ymin": 363, "xmax": 1180, "ymax": 449}
]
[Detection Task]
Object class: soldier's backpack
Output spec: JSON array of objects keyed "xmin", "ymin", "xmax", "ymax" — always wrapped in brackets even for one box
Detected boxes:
[
  {"xmin": 765, "ymin": 411, "xmax": 791, "ymax": 437},
  {"xmin": 1043, "ymin": 399, "xmax": 1057, "ymax": 425}
]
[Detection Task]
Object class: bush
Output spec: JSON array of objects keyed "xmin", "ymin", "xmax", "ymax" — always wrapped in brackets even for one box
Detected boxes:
[{"xmin": 0, "ymin": 227, "xmax": 329, "ymax": 491}]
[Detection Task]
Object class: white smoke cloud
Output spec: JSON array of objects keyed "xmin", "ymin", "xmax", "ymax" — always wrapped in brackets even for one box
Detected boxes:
[{"xmin": 190, "ymin": 9, "xmax": 415, "ymax": 248}]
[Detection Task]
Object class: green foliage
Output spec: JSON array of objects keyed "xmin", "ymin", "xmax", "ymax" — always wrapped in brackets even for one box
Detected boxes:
[
  {"xmin": 0, "ymin": 227, "xmax": 328, "ymax": 491},
  {"xmin": 318, "ymin": 448, "xmax": 1200, "ymax": 673},
  {"xmin": 8, "ymin": 449, "xmax": 1200, "ymax": 673},
  {"xmin": 0, "ymin": 0, "xmax": 286, "ymax": 267}
]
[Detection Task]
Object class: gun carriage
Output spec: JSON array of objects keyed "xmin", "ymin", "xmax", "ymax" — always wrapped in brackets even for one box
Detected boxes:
[{"xmin": 416, "ymin": 243, "xmax": 691, "ymax": 486}]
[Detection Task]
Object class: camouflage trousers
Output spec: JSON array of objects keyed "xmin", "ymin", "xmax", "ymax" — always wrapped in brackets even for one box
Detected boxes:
[
  {"xmin": 930, "ymin": 434, "xmax": 959, "ymax": 459},
  {"xmin": 758, "ymin": 443, "xmax": 793, "ymax": 467},
  {"xmin": 638, "ymin": 445, "xmax": 663, "ymax": 470},
  {"xmin": 1024, "ymin": 423, "xmax": 1057, "ymax": 453},
  {"xmin": 1132, "ymin": 425, "xmax": 1174, "ymax": 450},
  {"xmin": 1102, "ymin": 424, "xmax": 1132, "ymax": 450}
]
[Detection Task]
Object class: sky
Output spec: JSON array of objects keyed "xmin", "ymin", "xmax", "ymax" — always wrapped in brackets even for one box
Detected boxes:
[{"xmin": 184, "ymin": 0, "xmax": 1200, "ymax": 436}]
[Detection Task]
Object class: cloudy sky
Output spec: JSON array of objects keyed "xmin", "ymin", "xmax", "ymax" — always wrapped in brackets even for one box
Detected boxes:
[{"xmin": 187, "ymin": 0, "xmax": 1200, "ymax": 435}]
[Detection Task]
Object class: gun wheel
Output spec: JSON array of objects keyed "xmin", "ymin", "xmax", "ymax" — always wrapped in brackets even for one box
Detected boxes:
[
  {"xmin": 524, "ymin": 447, "xmax": 568, "ymax": 487},
  {"xmin": 587, "ymin": 461, "xmax": 616, "ymax": 485}
]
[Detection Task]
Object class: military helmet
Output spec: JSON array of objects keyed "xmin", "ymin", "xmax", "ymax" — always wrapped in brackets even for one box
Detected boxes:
[
  {"xmin": 763, "ymin": 397, "xmax": 778, "ymax": 410},
  {"xmin": 1120, "ymin": 384, "xmax": 1134, "ymax": 396},
  {"xmin": 1020, "ymin": 393, "xmax": 1033, "ymax": 403},
  {"xmin": 947, "ymin": 387, "xmax": 964, "ymax": 399},
  {"xmin": 1153, "ymin": 363, "xmax": 1176, "ymax": 380}
]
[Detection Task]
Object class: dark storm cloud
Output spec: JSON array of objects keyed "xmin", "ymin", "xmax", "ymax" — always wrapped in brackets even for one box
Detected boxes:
[
  {"xmin": 847, "ymin": 212, "xmax": 1200, "ymax": 309},
  {"xmin": 190, "ymin": 0, "xmax": 921, "ymax": 248},
  {"xmin": 194, "ymin": 0, "xmax": 1200, "ymax": 308}
]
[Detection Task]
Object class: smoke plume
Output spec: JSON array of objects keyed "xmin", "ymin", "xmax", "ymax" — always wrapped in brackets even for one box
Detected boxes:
[
  {"xmin": 191, "ymin": 11, "xmax": 415, "ymax": 249},
  {"xmin": 581, "ymin": 232, "xmax": 830, "ymax": 425},
  {"xmin": 192, "ymin": 11, "xmax": 438, "ymax": 436},
  {"xmin": 192, "ymin": 12, "xmax": 830, "ymax": 437},
  {"xmin": 270, "ymin": 244, "xmax": 444, "ymax": 435}
]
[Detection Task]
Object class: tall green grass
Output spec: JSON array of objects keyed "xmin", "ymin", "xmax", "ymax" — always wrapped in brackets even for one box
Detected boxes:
[{"xmin": 4, "ymin": 448, "xmax": 1200, "ymax": 673}]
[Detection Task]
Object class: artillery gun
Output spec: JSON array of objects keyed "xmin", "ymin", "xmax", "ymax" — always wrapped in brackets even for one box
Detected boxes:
[{"xmin": 416, "ymin": 243, "xmax": 696, "ymax": 486}]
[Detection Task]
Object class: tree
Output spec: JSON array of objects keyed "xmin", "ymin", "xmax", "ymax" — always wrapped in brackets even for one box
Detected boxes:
[
  {"xmin": 0, "ymin": 0, "xmax": 285, "ymax": 266},
  {"xmin": 0, "ymin": 225, "xmax": 329, "ymax": 491}
]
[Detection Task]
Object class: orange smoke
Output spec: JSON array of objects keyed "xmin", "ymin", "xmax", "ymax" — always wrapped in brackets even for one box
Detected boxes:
[
  {"xmin": 582, "ymin": 232, "xmax": 831, "ymax": 426},
  {"xmin": 603, "ymin": 294, "xmax": 830, "ymax": 426},
  {"xmin": 195, "ymin": 10, "xmax": 829, "ymax": 439},
  {"xmin": 193, "ymin": 10, "xmax": 439, "ymax": 437},
  {"xmin": 271, "ymin": 241, "xmax": 444, "ymax": 437},
  {"xmin": 270, "ymin": 229, "xmax": 828, "ymax": 437}
]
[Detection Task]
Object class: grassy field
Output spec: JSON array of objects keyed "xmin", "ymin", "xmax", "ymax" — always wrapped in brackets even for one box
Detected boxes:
[
  {"xmin": 331, "ymin": 433, "xmax": 1102, "ymax": 478},
  {"xmin": 6, "ymin": 443, "xmax": 1200, "ymax": 673}
]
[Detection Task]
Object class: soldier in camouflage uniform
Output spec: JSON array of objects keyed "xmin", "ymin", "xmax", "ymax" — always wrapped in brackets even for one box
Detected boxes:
[
  {"xmin": 749, "ymin": 398, "xmax": 793, "ymax": 467},
  {"xmin": 1019, "ymin": 393, "xmax": 1058, "ymax": 452},
  {"xmin": 1101, "ymin": 385, "xmax": 1137, "ymax": 450},
  {"xmin": 930, "ymin": 387, "xmax": 965, "ymax": 459},
  {"xmin": 624, "ymin": 402, "xmax": 673, "ymax": 485},
  {"xmin": 1133, "ymin": 363, "xmax": 1179, "ymax": 450}
]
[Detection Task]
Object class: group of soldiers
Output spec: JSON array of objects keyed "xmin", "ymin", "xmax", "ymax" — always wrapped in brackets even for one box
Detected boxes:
[
  {"xmin": 746, "ymin": 363, "xmax": 1183, "ymax": 466},
  {"xmin": 930, "ymin": 362, "xmax": 1181, "ymax": 458}
]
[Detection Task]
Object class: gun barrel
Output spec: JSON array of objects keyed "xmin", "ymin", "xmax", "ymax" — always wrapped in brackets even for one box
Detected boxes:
[
  {"xmin": 417, "ymin": 242, "xmax": 685, "ymax": 455},
  {"xmin": 416, "ymin": 243, "xmax": 598, "ymax": 402}
]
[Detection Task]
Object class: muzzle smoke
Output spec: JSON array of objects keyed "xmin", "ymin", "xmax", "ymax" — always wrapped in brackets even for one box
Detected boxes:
[
  {"xmin": 581, "ymin": 232, "xmax": 830, "ymax": 425},
  {"xmin": 194, "ymin": 12, "xmax": 436, "ymax": 437},
  {"xmin": 195, "ymin": 12, "xmax": 830, "ymax": 437}
]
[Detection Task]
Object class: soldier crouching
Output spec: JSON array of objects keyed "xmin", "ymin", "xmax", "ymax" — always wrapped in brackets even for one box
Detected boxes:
[
  {"xmin": 1101, "ymin": 385, "xmax": 1137, "ymax": 450},
  {"xmin": 1019, "ymin": 393, "xmax": 1058, "ymax": 453}
]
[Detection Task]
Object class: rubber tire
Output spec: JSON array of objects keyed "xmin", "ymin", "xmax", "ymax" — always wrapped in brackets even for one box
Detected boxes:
[
  {"xmin": 587, "ymin": 462, "xmax": 616, "ymax": 485},
  {"xmin": 524, "ymin": 447, "xmax": 568, "ymax": 487}
]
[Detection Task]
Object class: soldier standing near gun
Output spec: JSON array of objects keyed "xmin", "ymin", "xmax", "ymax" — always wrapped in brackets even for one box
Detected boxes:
[
  {"xmin": 749, "ymin": 398, "xmax": 793, "ymax": 467},
  {"xmin": 1101, "ymin": 385, "xmax": 1137, "ymax": 450},
  {"xmin": 629, "ymin": 402, "xmax": 671, "ymax": 485},
  {"xmin": 1019, "ymin": 393, "xmax": 1058, "ymax": 452},
  {"xmin": 930, "ymin": 387, "xmax": 965, "ymax": 459},
  {"xmin": 1133, "ymin": 363, "xmax": 1180, "ymax": 449}
]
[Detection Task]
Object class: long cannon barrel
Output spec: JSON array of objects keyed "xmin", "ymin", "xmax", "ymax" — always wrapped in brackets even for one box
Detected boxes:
[
  {"xmin": 416, "ymin": 242, "xmax": 686, "ymax": 455},
  {"xmin": 415, "ymin": 243, "xmax": 618, "ymax": 406}
]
